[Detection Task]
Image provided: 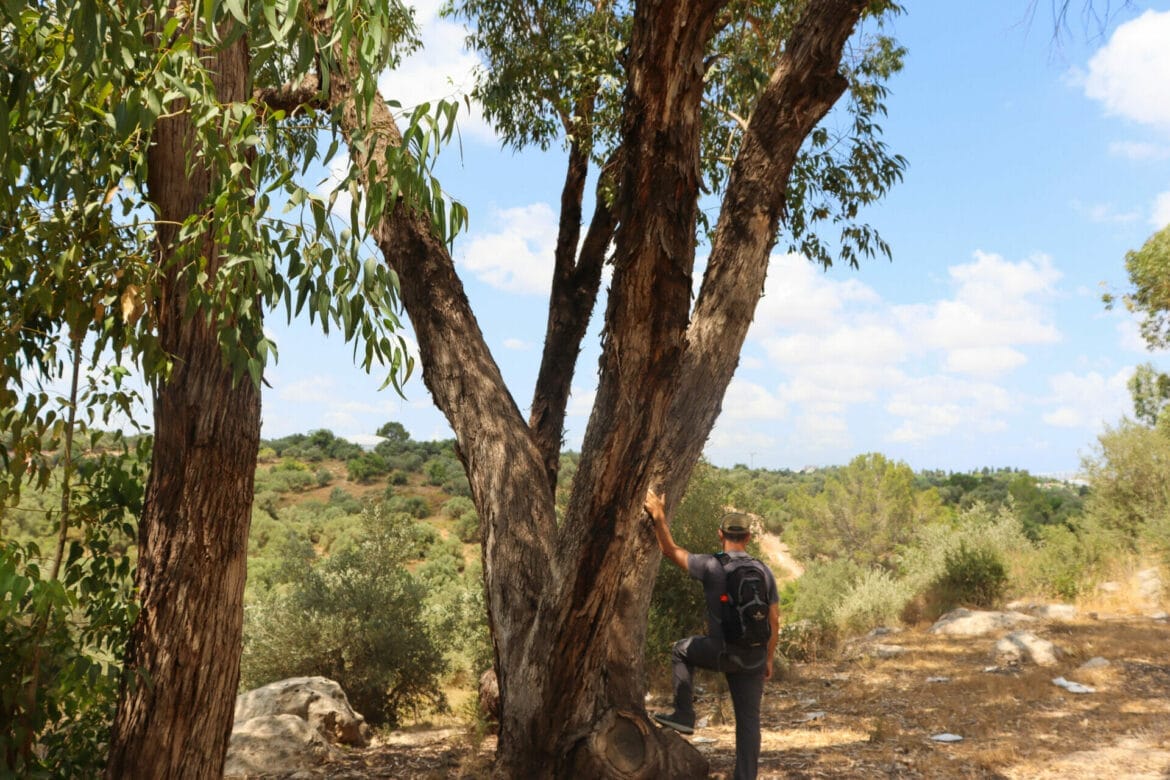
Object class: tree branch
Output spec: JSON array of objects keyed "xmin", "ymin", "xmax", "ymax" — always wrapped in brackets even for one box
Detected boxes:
[
  {"xmin": 253, "ymin": 75, "xmax": 325, "ymax": 117},
  {"xmin": 529, "ymin": 146, "xmax": 620, "ymax": 493},
  {"xmin": 657, "ymin": 0, "xmax": 868, "ymax": 491}
]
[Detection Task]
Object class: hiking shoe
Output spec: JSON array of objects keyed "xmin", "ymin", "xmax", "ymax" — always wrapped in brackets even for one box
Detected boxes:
[{"xmin": 652, "ymin": 711, "xmax": 695, "ymax": 734}]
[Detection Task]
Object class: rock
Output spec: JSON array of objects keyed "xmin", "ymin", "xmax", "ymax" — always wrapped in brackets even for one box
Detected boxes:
[
  {"xmin": 925, "ymin": 676, "xmax": 950, "ymax": 683},
  {"xmin": 234, "ymin": 676, "xmax": 370, "ymax": 748},
  {"xmin": 870, "ymin": 643, "xmax": 908, "ymax": 659},
  {"xmin": 1079, "ymin": 656, "xmax": 1110, "ymax": 671},
  {"xmin": 993, "ymin": 631, "xmax": 1060, "ymax": 667},
  {"xmin": 930, "ymin": 733, "xmax": 963, "ymax": 743},
  {"xmin": 1052, "ymin": 676, "xmax": 1095, "ymax": 694},
  {"xmin": 478, "ymin": 668, "xmax": 500, "ymax": 723},
  {"xmin": 1030, "ymin": 604, "xmax": 1077, "ymax": 621},
  {"xmin": 928, "ymin": 608, "xmax": 1036, "ymax": 637},
  {"xmin": 1137, "ymin": 568, "xmax": 1164, "ymax": 602},
  {"xmin": 1097, "ymin": 581, "xmax": 1120, "ymax": 594},
  {"xmin": 224, "ymin": 714, "xmax": 337, "ymax": 778},
  {"xmin": 867, "ymin": 626, "xmax": 902, "ymax": 638},
  {"xmin": 1150, "ymin": 611, "xmax": 1169, "ymax": 622}
]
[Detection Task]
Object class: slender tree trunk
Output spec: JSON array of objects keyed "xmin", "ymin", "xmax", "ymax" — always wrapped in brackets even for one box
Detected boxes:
[{"xmin": 106, "ymin": 29, "xmax": 257, "ymax": 780}]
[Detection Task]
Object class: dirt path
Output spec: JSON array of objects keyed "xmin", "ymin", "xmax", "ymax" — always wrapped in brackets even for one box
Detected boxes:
[
  {"xmin": 320, "ymin": 612, "xmax": 1170, "ymax": 779},
  {"xmin": 757, "ymin": 531, "xmax": 804, "ymax": 581}
]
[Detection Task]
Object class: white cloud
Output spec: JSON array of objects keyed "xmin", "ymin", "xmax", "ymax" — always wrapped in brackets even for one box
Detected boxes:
[
  {"xmin": 1071, "ymin": 199, "xmax": 1141, "ymax": 224},
  {"xmin": 792, "ymin": 408, "xmax": 851, "ymax": 453},
  {"xmin": 379, "ymin": 4, "xmax": 497, "ymax": 144},
  {"xmin": 1116, "ymin": 317, "xmax": 1149, "ymax": 354},
  {"xmin": 1108, "ymin": 140, "xmax": 1170, "ymax": 161},
  {"xmin": 752, "ymin": 253, "xmax": 881, "ymax": 333},
  {"xmin": 1082, "ymin": 10, "xmax": 1170, "ymax": 131},
  {"xmin": 503, "ymin": 338, "xmax": 532, "ymax": 351},
  {"xmin": 566, "ymin": 385, "xmax": 596, "ymax": 418},
  {"xmin": 278, "ymin": 376, "xmax": 336, "ymax": 403},
  {"xmin": 458, "ymin": 203, "xmax": 558, "ymax": 294},
  {"xmin": 884, "ymin": 375, "xmax": 1012, "ymax": 443},
  {"xmin": 720, "ymin": 379, "xmax": 787, "ymax": 420},
  {"xmin": 943, "ymin": 346, "xmax": 1026, "ymax": 376},
  {"xmin": 896, "ymin": 251, "xmax": 1061, "ymax": 377},
  {"xmin": 705, "ymin": 426, "xmax": 778, "ymax": 458},
  {"xmin": 1151, "ymin": 191, "xmax": 1170, "ymax": 229},
  {"xmin": 1042, "ymin": 368, "xmax": 1132, "ymax": 429}
]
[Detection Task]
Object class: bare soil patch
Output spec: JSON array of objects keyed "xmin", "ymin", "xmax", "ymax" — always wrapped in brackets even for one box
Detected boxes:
[{"xmin": 320, "ymin": 613, "xmax": 1170, "ymax": 779}]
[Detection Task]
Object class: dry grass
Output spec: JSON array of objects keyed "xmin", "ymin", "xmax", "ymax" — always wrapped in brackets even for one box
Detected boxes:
[
  {"xmin": 318, "ymin": 556, "xmax": 1170, "ymax": 779},
  {"xmin": 324, "ymin": 610, "xmax": 1170, "ymax": 779},
  {"xmin": 709, "ymin": 612, "xmax": 1170, "ymax": 779}
]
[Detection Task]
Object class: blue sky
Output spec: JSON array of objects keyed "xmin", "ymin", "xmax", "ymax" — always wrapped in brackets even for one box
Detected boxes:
[{"xmin": 261, "ymin": 2, "xmax": 1170, "ymax": 476}]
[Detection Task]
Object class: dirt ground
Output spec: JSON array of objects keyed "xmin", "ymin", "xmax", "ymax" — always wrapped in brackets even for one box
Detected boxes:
[{"xmin": 327, "ymin": 608, "xmax": 1170, "ymax": 779}]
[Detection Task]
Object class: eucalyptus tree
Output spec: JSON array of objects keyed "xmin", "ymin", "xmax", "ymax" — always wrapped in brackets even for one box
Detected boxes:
[
  {"xmin": 2, "ymin": 2, "xmax": 416, "ymax": 776},
  {"xmin": 317, "ymin": 0, "xmax": 906, "ymax": 775}
]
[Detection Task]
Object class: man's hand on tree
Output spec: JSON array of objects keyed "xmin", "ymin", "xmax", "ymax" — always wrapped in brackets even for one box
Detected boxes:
[{"xmin": 644, "ymin": 489, "xmax": 667, "ymax": 524}]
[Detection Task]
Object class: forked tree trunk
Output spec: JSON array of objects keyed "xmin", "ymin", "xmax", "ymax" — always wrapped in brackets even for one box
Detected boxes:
[
  {"xmin": 105, "ymin": 28, "xmax": 257, "ymax": 780},
  {"xmin": 326, "ymin": 0, "xmax": 868, "ymax": 776}
]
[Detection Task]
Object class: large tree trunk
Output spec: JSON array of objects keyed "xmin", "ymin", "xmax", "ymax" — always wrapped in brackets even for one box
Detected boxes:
[
  {"xmin": 326, "ymin": 0, "xmax": 868, "ymax": 776},
  {"xmin": 105, "ymin": 29, "xmax": 257, "ymax": 780}
]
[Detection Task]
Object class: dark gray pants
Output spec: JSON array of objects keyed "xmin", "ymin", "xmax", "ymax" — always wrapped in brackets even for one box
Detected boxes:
[{"xmin": 671, "ymin": 635, "xmax": 766, "ymax": 780}]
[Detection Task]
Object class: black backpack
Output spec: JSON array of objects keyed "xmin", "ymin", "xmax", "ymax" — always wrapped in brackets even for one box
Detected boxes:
[{"xmin": 718, "ymin": 555, "xmax": 772, "ymax": 648}]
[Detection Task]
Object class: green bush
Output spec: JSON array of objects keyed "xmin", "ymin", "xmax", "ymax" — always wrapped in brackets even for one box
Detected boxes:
[
  {"xmin": 832, "ymin": 567, "xmax": 913, "ymax": 634},
  {"xmin": 455, "ymin": 512, "xmax": 481, "ymax": 544},
  {"xmin": 444, "ymin": 497, "xmax": 480, "ymax": 543},
  {"xmin": 781, "ymin": 558, "xmax": 862, "ymax": 628},
  {"xmin": 347, "ymin": 452, "xmax": 389, "ymax": 484},
  {"xmin": 386, "ymin": 495, "xmax": 430, "ymax": 520},
  {"xmin": 443, "ymin": 496, "xmax": 476, "ymax": 519},
  {"xmin": 240, "ymin": 510, "xmax": 448, "ymax": 726},
  {"xmin": 315, "ymin": 468, "xmax": 333, "ymax": 488},
  {"xmin": 442, "ymin": 475, "xmax": 472, "ymax": 497},
  {"xmin": 929, "ymin": 542, "xmax": 1007, "ymax": 612}
]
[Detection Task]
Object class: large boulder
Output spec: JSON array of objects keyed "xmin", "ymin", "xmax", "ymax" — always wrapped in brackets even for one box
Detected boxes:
[
  {"xmin": 234, "ymin": 676, "xmax": 370, "ymax": 747},
  {"xmin": 225, "ymin": 677, "xmax": 370, "ymax": 779},
  {"xmin": 224, "ymin": 714, "xmax": 336, "ymax": 778},
  {"xmin": 928, "ymin": 608, "xmax": 1035, "ymax": 637}
]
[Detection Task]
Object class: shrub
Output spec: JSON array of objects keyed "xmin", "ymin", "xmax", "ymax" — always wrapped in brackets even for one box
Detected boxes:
[
  {"xmin": 386, "ymin": 452, "xmax": 424, "ymax": 474},
  {"xmin": 423, "ymin": 456, "xmax": 461, "ymax": 487},
  {"xmin": 386, "ymin": 495, "xmax": 430, "ymax": 520},
  {"xmin": 240, "ymin": 510, "xmax": 448, "ymax": 726},
  {"xmin": 456, "ymin": 512, "xmax": 481, "ymax": 544},
  {"xmin": 832, "ymin": 567, "xmax": 913, "ymax": 634},
  {"xmin": 347, "ymin": 453, "xmax": 389, "ymax": 484},
  {"xmin": 328, "ymin": 487, "xmax": 362, "ymax": 515},
  {"xmin": 782, "ymin": 558, "xmax": 862, "ymax": 627},
  {"xmin": 929, "ymin": 542, "xmax": 1007, "ymax": 612},
  {"xmin": 442, "ymin": 475, "xmax": 472, "ymax": 497},
  {"xmin": 315, "ymin": 468, "xmax": 333, "ymax": 488},
  {"xmin": 443, "ymin": 496, "xmax": 476, "ymax": 519}
]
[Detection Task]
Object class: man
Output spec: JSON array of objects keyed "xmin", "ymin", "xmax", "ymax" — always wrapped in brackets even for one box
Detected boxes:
[{"xmin": 644, "ymin": 489, "xmax": 780, "ymax": 780}]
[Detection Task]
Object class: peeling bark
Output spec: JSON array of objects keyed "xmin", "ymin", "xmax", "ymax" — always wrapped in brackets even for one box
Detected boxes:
[{"xmin": 106, "ymin": 25, "xmax": 258, "ymax": 780}]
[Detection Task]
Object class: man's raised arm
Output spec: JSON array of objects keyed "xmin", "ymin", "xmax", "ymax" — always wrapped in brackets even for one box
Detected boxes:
[{"xmin": 644, "ymin": 489, "xmax": 689, "ymax": 571}]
